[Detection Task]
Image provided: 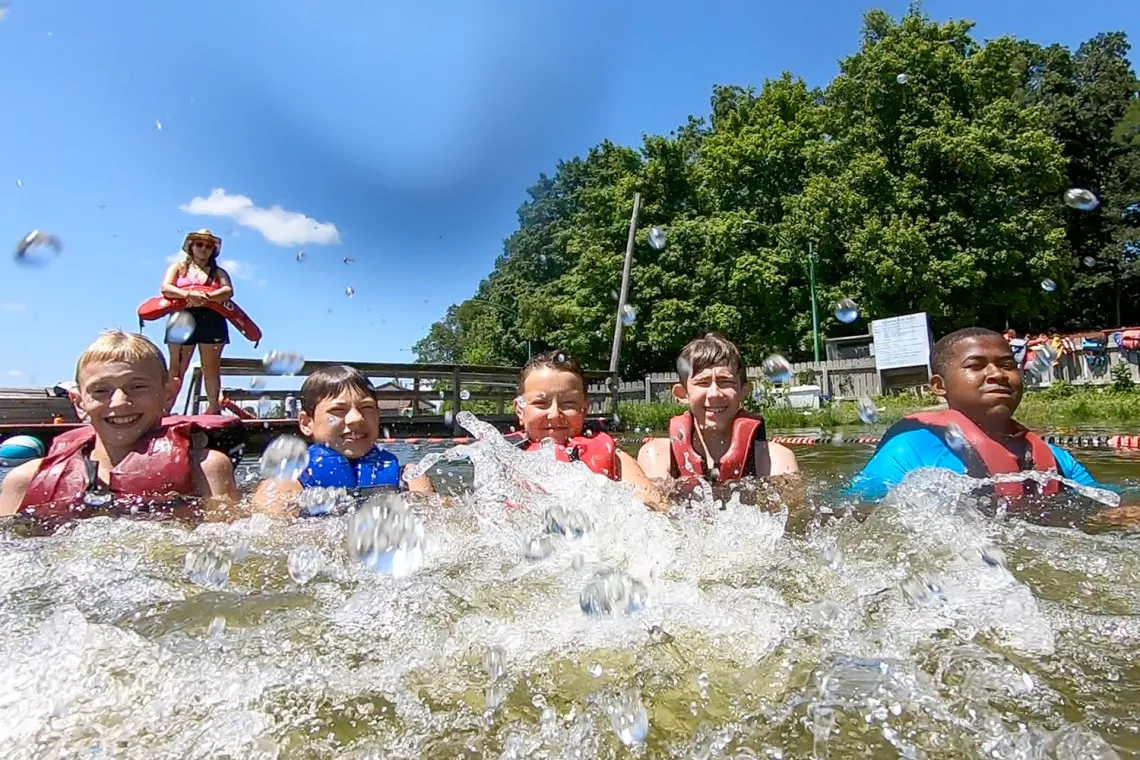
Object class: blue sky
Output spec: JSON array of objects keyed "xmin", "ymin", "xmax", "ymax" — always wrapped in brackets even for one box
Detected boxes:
[{"xmin": 1, "ymin": 0, "xmax": 1136, "ymax": 394}]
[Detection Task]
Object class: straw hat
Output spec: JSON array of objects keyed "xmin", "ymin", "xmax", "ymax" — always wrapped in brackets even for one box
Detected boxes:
[{"xmin": 182, "ymin": 228, "xmax": 222, "ymax": 254}]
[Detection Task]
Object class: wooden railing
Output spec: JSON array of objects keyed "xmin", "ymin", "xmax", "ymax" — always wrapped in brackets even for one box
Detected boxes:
[{"xmin": 185, "ymin": 359, "xmax": 611, "ymax": 418}]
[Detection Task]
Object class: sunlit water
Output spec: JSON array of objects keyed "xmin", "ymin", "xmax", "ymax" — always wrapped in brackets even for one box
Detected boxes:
[{"xmin": 1, "ymin": 414, "xmax": 1138, "ymax": 758}]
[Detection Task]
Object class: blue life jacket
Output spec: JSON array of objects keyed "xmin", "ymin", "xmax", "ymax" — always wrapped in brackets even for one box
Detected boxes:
[{"xmin": 298, "ymin": 443, "xmax": 401, "ymax": 490}]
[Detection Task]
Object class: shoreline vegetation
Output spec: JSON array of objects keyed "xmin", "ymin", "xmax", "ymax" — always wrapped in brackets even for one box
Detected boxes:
[{"xmin": 614, "ymin": 384, "xmax": 1140, "ymax": 433}]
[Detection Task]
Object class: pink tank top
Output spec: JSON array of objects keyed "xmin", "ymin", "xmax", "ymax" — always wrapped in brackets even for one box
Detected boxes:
[{"xmin": 174, "ymin": 265, "xmax": 217, "ymax": 289}]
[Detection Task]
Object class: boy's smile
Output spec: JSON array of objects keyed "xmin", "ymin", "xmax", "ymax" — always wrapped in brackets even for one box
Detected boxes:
[
  {"xmin": 300, "ymin": 389, "xmax": 380, "ymax": 460},
  {"xmin": 674, "ymin": 366, "xmax": 748, "ymax": 433},
  {"xmin": 75, "ymin": 360, "xmax": 169, "ymax": 452}
]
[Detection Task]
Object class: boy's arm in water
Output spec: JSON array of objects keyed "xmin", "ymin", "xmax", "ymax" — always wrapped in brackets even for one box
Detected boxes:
[
  {"xmin": 403, "ymin": 465, "xmax": 434, "ymax": 494},
  {"xmin": 1051, "ymin": 445, "xmax": 1140, "ymax": 529},
  {"xmin": 617, "ymin": 451, "xmax": 669, "ymax": 512},
  {"xmin": 1050, "ymin": 445, "xmax": 1104, "ymax": 489},
  {"xmin": 0, "ymin": 458, "xmax": 42, "ymax": 516},
  {"xmin": 636, "ymin": 438, "xmax": 672, "ymax": 480},
  {"xmin": 251, "ymin": 477, "xmax": 303, "ymax": 516},
  {"xmin": 193, "ymin": 448, "xmax": 240, "ymax": 519}
]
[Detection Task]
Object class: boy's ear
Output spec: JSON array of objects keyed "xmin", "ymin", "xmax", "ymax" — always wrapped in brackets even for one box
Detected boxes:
[
  {"xmin": 69, "ymin": 389, "xmax": 87, "ymax": 422},
  {"xmin": 929, "ymin": 374, "xmax": 948, "ymax": 400},
  {"xmin": 298, "ymin": 410, "xmax": 314, "ymax": 437},
  {"xmin": 672, "ymin": 383, "xmax": 688, "ymax": 403},
  {"xmin": 513, "ymin": 395, "xmax": 525, "ymax": 422}
]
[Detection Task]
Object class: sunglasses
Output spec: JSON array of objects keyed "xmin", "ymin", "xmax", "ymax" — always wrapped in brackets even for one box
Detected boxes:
[{"xmin": 191, "ymin": 240, "xmax": 216, "ymax": 250}]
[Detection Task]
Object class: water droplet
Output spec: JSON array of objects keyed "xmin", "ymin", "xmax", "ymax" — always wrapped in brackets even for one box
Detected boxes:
[
  {"xmin": 262, "ymin": 350, "xmax": 305, "ymax": 375},
  {"xmin": 184, "ymin": 547, "xmax": 232, "ymax": 590},
  {"xmin": 572, "ymin": 554, "xmax": 584, "ymax": 570},
  {"xmin": 287, "ymin": 546, "xmax": 324, "ymax": 585},
  {"xmin": 482, "ymin": 647, "xmax": 506, "ymax": 680},
  {"xmin": 762, "ymin": 354, "xmax": 793, "ymax": 384},
  {"xmin": 588, "ymin": 662, "xmax": 603, "ymax": 678},
  {"xmin": 901, "ymin": 573, "xmax": 947, "ymax": 606},
  {"xmin": 1041, "ymin": 278, "xmax": 1057, "ymax": 293},
  {"xmin": 15, "ymin": 178, "xmax": 22, "ymax": 188},
  {"xmin": 607, "ymin": 688, "xmax": 650, "ymax": 746},
  {"xmin": 297, "ymin": 486, "xmax": 351, "ymax": 517},
  {"xmin": 165, "ymin": 311, "xmax": 196, "ymax": 344},
  {"xmin": 207, "ymin": 615, "xmax": 226, "ymax": 638},
  {"xmin": 1083, "ymin": 256, "xmax": 1097, "ymax": 267},
  {"xmin": 580, "ymin": 569, "xmax": 648, "ymax": 617},
  {"xmin": 248, "ymin": 377, "xmax": 265, "ymax": 389},
  {"xmin": 459, "ymin": 389, "xmax": 471, "ymax": 401},
  {"xmin": 1063, "ymin": 188, "xmax": 1099, "ymax": 211},
  {"xmin": 259, "ymin": 435, "xmax": 309, "ymax": 480},
  {"xmin": 14, "ymin": 229, "xmax": 62, "ymax": 265},
  {"xmin": 896, "ymin": 73, "xmax": 909, "ymax": 85},
  {"xmin": 345, "ymin": 287, "xmax": 355, "ymax": 298},
  {"xmin": 820, "ymin": 545, "xmax": 842, "ymax": 571},
  {"xmin": 296, "ymin": 251, "xmax": 306, "ymax": 262},
  {"xmin": 834, "ymin": 298, "xmax": 859, "ymax": 324},
  {"xmin": 524, "ymin": 535, "xmax": 555, "ymax": 560},
  {"xmin": 856, "ymin": 397, "xmax": 879, "ymax": 424},
  {"xmin": 648, "ymin": 226, "xmax": 666, "ymax": 250},
  {"xmin": 443, "ymin": 411, "xmax": 454, "ymax": 427},
  {"xmin": 347, "ymin": 493, "xmax": 425, "ymax": 578},
  {"xmin": 155, "ymin": 119, "xmax": 163, "ymax": 130},
  {"xmin": 696, "ymin": 672, "xmax": 710, "ymax": 691},
  {"xmin": 342, "ymin": 256, "xmax": 354, "ymax": 264},
  {"xmin": 621, "ymin": 304, "xmax": 637, "ymax": 326}
]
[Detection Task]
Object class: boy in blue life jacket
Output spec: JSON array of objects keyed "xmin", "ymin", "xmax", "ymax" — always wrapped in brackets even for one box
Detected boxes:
[
  {"xmin": 845, "ymin": 328, "xmax": 1140, "ymax": 528},
  {"xmin": 253, "ymin": 365, "xmax": 431, "ymax": 515}
]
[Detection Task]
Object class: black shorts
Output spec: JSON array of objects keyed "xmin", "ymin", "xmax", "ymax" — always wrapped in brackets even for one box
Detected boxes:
[{"xmin": 166, "ymin": 307, "xmax": 230, "ymax": 346}]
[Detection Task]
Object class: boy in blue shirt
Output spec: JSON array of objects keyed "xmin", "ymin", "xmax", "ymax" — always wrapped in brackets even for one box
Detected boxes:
[
  {"xmin": 848, "ymin": 328, "xmax": 1102, "ymax": 503},
  {"xmin": 253, "ymin": 365, "xmax": 431, "ymax": 515}
]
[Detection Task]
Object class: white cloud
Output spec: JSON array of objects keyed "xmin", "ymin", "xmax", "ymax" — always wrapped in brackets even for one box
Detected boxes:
[
  {"xmin": 0, "ymin": 302, "xmax": 26, "ymax": 312},
  {"xmin": 219, "ymin": 258, "xmax": 255, "ymax": 281},
  {"xmin": 179, "ymin": 188, "xmax": 341, "ymax": 247},
  {"xmin": 6, "ymin": 370, "xmax": 23, "ymax": 377},
  {"xmin": 166, "ymin": 251, "xmax": 185, "ymax": 264}
]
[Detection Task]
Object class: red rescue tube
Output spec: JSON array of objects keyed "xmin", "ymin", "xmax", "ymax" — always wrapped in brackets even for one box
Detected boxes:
[{"xmin": 138, "ymin": 285, "xmax": 262, "ymax": 345}]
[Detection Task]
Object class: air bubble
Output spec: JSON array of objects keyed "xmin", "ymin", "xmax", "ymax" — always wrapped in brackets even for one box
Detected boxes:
[
  {"xmin": 896, "ymin": 73, "xmax": 909, "ymax": 84},
  {"xmin": 347, "ymin": 493, "xmax": 425, "ymax": 578},
  {"xmin": 856, "ymin": 397, "xmax": 879, "ymax": 424},
  {"xmin": 184, "ymin": 547, "xmax": 232, "ymax": 590},
  {"xmin": 580, "ymin": 569, "xmax": 648, "ymax": 617},
  {"xmin": 621, "ymin": 304, "xmax": 637, "ymax": 326},
  {"xmin": 1083, "ymin": 256, "xmax": 1097, "ymax": 267},
  {"xmin": 259, "ymin": 435, "xmax": 309, "ymax": 480},
  {"xmin": 1041, "ymin": 279, "xmax": 1057, "ymax": 293},
  {"xmin": 1063, "ymin": 188, "xmax": 1099, "ymax": 211},
  {"xmin": 834, "ymin": 298, "xmax": 859, "ymax": 324},
  {"xmin": 459, "ymin": 389, "xmax": 471, "ymax": 401},
  {"xmin": 648, "ymin": 226, "xmax": 666, "ymax": 250},
  {"xmin": 607, "ymin": 688, "xmax": 649, "ymax": 746},
  {"xmin": 287, "ymin": 546, "xmax": 324, "ymax": 585},
  {"xmin": 345, "ymin": 287, "xmax": 355, "ymax": 298},
  {"xmin": 296, "ymin": 251, "xmax": 306, "ymax": 262},
  {"xmin": 165, "ymin": 311, "xmax": 196, "ymax": 344},
  {"xmin": 14, "ymin": 229, "xmax": 62, "ymax": 265},
  {"xmin": 262, "ymin": 350, "xmax": 305, "ymax": 375},
  {"xmin": 762, "ymin": 355, "xmax": 793, "ymax": 384}
]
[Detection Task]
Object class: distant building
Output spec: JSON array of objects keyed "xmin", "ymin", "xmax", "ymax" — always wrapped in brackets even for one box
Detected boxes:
[{"xmin": 374, "ymin": 380, "xmax": 438, "ymax": 415}]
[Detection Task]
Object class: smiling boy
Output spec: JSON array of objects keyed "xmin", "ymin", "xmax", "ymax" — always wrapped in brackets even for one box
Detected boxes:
[
  {"xmin": 252, "ymin": 365, "xmax": 431, "ymax": 515},
  {"xmin": 637, "ymin": 334, "xmax": 798, "ymax": 483},
  {"xmin": 847, "ymin": 327, "xmax": 1102, "ymax": 502},
  {"xmin": 0, "ymin": 330, "xmax": 238, "ymax": 519}
]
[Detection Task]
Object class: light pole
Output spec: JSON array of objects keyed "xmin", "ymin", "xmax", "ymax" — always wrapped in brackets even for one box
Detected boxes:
[{"xmin": 807, "ymin": 242, "xmax": 820, "ymax": 363}]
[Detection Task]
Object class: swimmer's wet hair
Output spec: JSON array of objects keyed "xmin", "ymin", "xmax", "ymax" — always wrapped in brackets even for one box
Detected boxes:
[
  {"xmin": 677, "ymin": 333, "xmax": 746, "ymax": 383},
  {"xmin": 518, "ymin": 351, "xmax": 586, "ymax": 393},
  {"xmin": 931, "ymin": 327, "xmax": 1006, "ymax": 377},
  {"xmin": 76, "ymin": 330, "xmax": 168, "ymax": 384},
  {"xmin": 300, "ymin": 365, "xmax": 375, "ymax": 414}
]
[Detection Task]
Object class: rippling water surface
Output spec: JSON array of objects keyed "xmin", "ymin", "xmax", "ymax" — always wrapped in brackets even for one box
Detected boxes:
[{"xmin": 1, "ymin": 414, "xmax": 1138, "ymax": 759}]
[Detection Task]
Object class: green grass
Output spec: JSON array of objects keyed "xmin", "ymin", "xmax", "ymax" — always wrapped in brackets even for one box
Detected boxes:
[{"xmin": 615, "ymin": 384, "xmax": 1140, "ymax": 433}]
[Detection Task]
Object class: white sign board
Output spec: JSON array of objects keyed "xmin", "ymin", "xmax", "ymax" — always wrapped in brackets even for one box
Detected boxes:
[{"xmin": 871, "ymin": 312, "xmax": 931, "ymax": 371}]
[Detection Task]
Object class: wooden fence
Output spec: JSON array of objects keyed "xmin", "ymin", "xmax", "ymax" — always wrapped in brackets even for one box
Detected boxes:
[
  {"xmin": 587, "ymin": 357, "xmax": 883, "ymax": 412},
  {"xmin": 1027, "ymin": 344, "xmax": 1140, "ymax": 388}
]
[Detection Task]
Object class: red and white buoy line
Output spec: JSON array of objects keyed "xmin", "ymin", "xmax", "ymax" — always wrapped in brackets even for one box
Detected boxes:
[{"xmin": 376, "ymin": 434, "xmax": 1140, "ymax": 449}]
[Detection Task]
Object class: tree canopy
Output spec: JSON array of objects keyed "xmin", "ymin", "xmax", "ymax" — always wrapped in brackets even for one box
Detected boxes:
[{"xmin": 415, "ymin": 9, "xmax": 1140, "ymax": 375}]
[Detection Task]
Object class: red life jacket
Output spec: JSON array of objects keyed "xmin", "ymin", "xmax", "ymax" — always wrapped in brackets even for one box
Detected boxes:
[
  {"xmin": 1120, "ymin": 330, "xmax": 1140, "ymax": 352},
  {"xmin": 668, "ymin": 411, "xmax": 766, "ymax": 482},
  {"xmin": 877, "ymin": 409, "xmax": 1061, "ymax": 498},
  {"xmin": 137, "ymin": 286, "xmax": 262, "ymax": 346},
  {"xmin": 504, "ymin": 431, "xmax": 620, "ymax": 480},
  {"xmin": 19, "ymin": 415, "xmax": 243, "ymax": 519}
]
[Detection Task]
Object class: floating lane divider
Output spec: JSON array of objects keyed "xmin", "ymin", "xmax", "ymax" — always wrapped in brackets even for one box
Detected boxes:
[{"xmin": 372, "ymin": 434, "xmax": 1140, "ymax": 449}]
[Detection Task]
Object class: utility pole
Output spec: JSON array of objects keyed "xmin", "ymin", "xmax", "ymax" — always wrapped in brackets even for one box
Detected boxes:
[
  {"xmin": 609, "ymin": 192, "xmax": 642, "ymax": 419},
  {"xmin": 808, "ymin": 241, "xmax": 820, "ymax": 363}
]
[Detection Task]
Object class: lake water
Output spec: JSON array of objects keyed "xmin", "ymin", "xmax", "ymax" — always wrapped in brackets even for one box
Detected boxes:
[{"xmin": 1, "ymin": 415, "xmax": 1138, "ymax": 758}]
